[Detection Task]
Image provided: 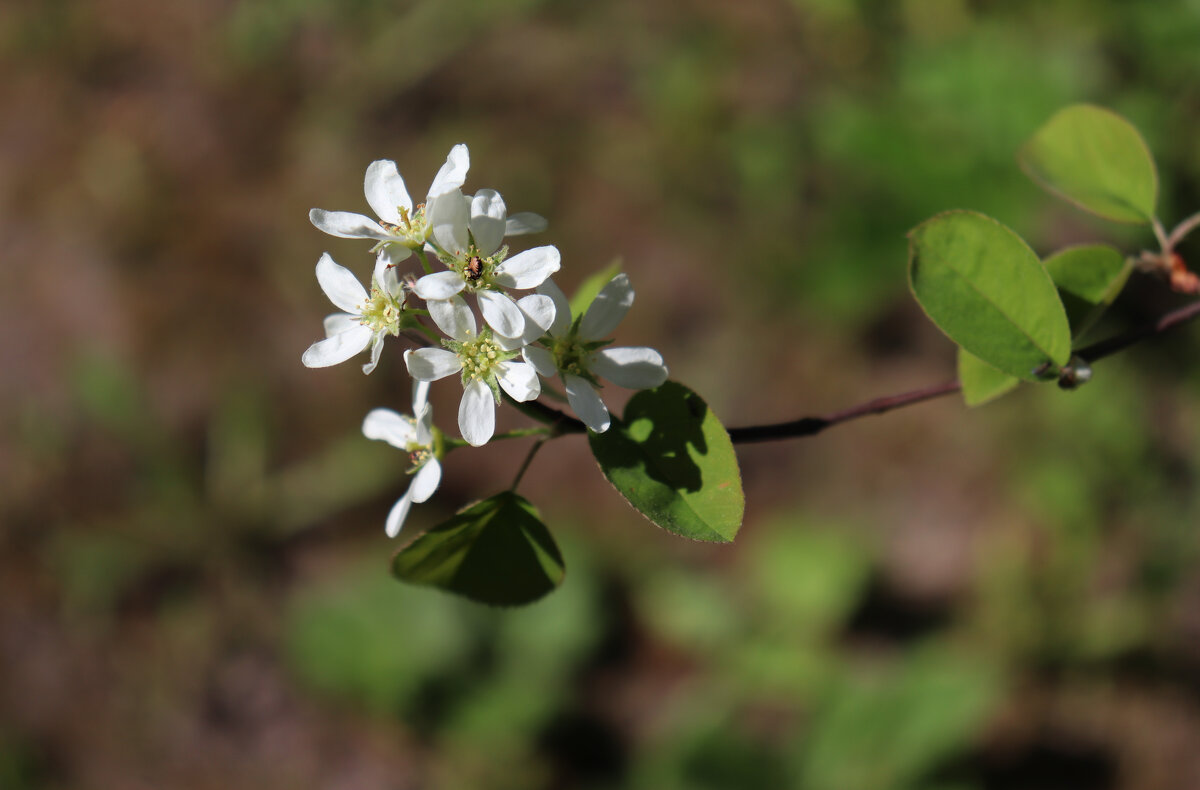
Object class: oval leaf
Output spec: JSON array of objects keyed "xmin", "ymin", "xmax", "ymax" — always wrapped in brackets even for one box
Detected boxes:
[
  {"xmin": 1044, "ymin": 244, "xmax": 1132, "ymax": 338},
  {"xmin": 908, "ymin": 211, "xmax": 1070, "ymax": 381},
  {"xmin": 958, "ymin": 347, "xmax": 1019, "ymax": 408},
  {"xmin": 391, "ymin": 492, "xmax": 565, "ymax": 606},
  {"xmin": 1044, "ymin": 244, "xmax": 1130, "ymax": 305},
  {"xmin": 589, "ymin": 381, "xmax": 743, "ymax": 542},
  {"xmin": 1018, "ymin": 104, "xmax": 1157, "ymax": 224}
]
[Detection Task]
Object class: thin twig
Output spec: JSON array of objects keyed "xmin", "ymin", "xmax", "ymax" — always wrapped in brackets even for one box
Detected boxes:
[
  {"xmin": 510, "ymin": 438, "xmax": 546, "ymax": 490},
  {"xmin": 1168, "ymin": 211, "xmax": 1200, "ymax": 251},
  {"xmin": 726, "ymin": 379, "xmax": 962, "ymax": 444},
  {"xmin": 510, "ymin": 298, "xmax": 1200, "ymax": 445},
  {"xmin": 1073, "ymin": 298, "xmax": 1200, "ymax": 362},
  {"xmin": 1153, "ymin": 217, "xmax": 1171, "ymax": 252},
  {"xmin": 492, "ymin": 427, "xmax": 554, "ymax": 441}
]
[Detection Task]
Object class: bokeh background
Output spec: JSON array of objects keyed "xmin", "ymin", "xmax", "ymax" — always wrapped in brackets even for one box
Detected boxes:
[{"xmin": 4, "ymin": 0, "xmax": 1200, "ymax": 787}]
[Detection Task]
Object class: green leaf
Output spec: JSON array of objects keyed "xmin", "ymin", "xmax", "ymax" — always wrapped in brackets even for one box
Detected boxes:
[
  {"xmin": 391, "ymin": 492, "xmax": 565, "ymax": 606},
  {"xmin": 1043, "ymin": 244, "xmax": 1132, "ymax": 333},
  {"xmin": 568, "ymin": 259, "xmax": 623, "ymax": 319},
  {"xmin": 1045, "ymin": 244, "xmax": 1130, "ymax": 304},
  {"xmin": 908, "ymin": 210, "xmax": 1071, "ymax": 380},
  {"xmin": 589, "ymin": 381, "xmax": 743, "ymax": 542},
  {"xmin": 1018, "ymin": 104, "xmax": 1157, "ymax": 224},
  {"xmin": 958, "ymin": 348, "xmax": 1019, "ymax": 408}
]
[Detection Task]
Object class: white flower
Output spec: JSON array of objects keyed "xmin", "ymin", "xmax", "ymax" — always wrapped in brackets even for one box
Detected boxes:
[
  {"xmin": 308, "ymin": 144, "xmax": 471, "ymax": 272},
  {"xmin": 301, "ymin": 252, "xmax": 407, "ymax": 374},
  {"xmin": 362, "ymin": 382, "xmax": 441, "ymax": 537},
  {"xmin": 414, "ymin": 188, "xmax": 558, "ymax": 339},
  {"xmin": 404, "ymin": 295, "xmax": 542, "ymax": 447},
  {"xmin": 524, "ymin": 274, "xmax": 668, "ymax": 433}
]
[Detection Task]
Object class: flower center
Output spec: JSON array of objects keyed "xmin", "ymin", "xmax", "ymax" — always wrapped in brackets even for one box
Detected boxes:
[
  {"xmin": 438, "ymin": 243, "xmax": 506, "ymax": 293},
  {"xmin": 359, "ymin": 286, "xmax": 404, "ymax": 335},
  {"xmin": 454, "ymin": 331, "xmax": 513, "ymax": 382},
  {"xmin": 379, "ymin": 204, "xmax": 430, "ymax": 248},
  {"xmin": 457, "ymin": 250, "xmax": 500, "ymax": 292},
  {"xmin": 552, "ymin": 335, "xmax": 591, "ymax": 377},
  {"xmin": 408, "ymin": 446, "xmax": 432, "ymax": 472}
]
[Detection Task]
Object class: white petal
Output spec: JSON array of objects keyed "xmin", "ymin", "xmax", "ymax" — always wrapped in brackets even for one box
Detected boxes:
[
  {"xmin": 302, "ymin": 325, "xmax": 372, "ymax": 368},
  {"xmin": 426, "ymin": 294, "xmax": 476, "ymax": 340},
  {"xmin": 373, "ymin": 258, "xmax": 406, "ymax": 301},
  {"xmin": 536, "ymin": 279, "xmax": 573, "ymax": 337},
  {"xmin": 494, "ymin": 332, "xmax": 526, "ymax": 352},
  {"xmin": 362, "ymin": 333, "xmax": 385, "ymax": 375},
  {"xmin": 323, "ymin": 312, "xmax": 358, "ymax": 338},
  {"xmin": 315, "ymin": 253, "xmax": 368, "ymax": 314},
  {"xmin": 523, "ymin": 345, "xmax": 558, "ymax": 378},
  {"xmin": 405, "ymin": 347, "xmax": 462, "ymax": 381},
  {"xmin": 364, "ymin": 160, "xmax": 412, "ymax": 224},
  {"xmin": 496, "ymin": 360, "xmax": 541, "ymax": 402},
  {"xmin": 591, "ymin": 346, "xmax": 668, "ymax": 389},
  {"xmin": 493, "ymin": 246, "xmax": 561, "ymax": 289},
  {"xmin": 470, "ymin": 189, "xmax": 507, "ymax": 256},
  {"xmin": 362, "ymin": 408, "xmax": 417, "ymax": 448},
  {"xmin": 427, "ymin": 143, "xmax": 470, "ymax": 197},
  {"xmin": 478, "ymin": 290, "xmax": 525, "ymax": 339},
  {"xmin": 413, "ymin": 270, "xmax": 466, "ymax": 301},
  {"xmin": 412, "ymin": 379, "xmax": 432, "ymax": 416},
  {"xmin": 505, "ymin": 212, "xmax": 548, "ymax": 235},
  {"xmin": 429, "ymin": 189, "xmax": 470, "ymax": 254},
  {"xmin": 384, "ymin": 491, "xmax": 414, "ymax": 538},
  {"xmin": 374, "ymin": 245, "xmax": 412, "ymax": 285},
  {"xmin": 409, "ymin": 459, "xmax": 442, "ymax": 503},
  {"xmin": 415, "ymin": 407, "xmax": 434, "ymax": 446},
  {"xmin": 309, "ymin": 209, "xmax": 392, "ymax": 241},
  {"xmin": 516, "ymin": 294, "xmax": 556, "ymax": 342},
  {"xmin": 565, "ymin": 374, "xmax": 611, "ymax": 433},
  {"xmin": 580, "ymin": 273, "xmax": 634, "ymax": 340},
  {"xmin": 459, "ymin": 378, "xmax": 495, "ymax": 447}
]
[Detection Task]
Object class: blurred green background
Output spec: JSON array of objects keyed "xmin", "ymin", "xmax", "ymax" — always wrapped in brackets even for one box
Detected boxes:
[{"xmin": 4, "ymin": 0, "xmax": 1200, "ymax": 787}]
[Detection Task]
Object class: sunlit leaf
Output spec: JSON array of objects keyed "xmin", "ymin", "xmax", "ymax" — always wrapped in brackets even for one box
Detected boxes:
[
  {"xmin": 908, "ymin": 210, "xmax": 1071, "ymax": 380},
  {"xmin": 392, "ymin": 492, "xmax": 565, "ymax": 606},
  {"xmin": 958, "ymin": 347, "xmax": 1019, "ymax": 407},
  {"xmin": 1019, "ymin": 104, "xmax": 1157, "ymax": 224},
  {"xmin": 589, "ymin": 381, "xmax": 743, "ymax": 542}
]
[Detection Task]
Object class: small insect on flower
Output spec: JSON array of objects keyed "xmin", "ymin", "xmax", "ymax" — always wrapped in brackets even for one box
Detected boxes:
[{"xmin": 466, "ymin": 255, "xmax": 485, "ymax": 282}]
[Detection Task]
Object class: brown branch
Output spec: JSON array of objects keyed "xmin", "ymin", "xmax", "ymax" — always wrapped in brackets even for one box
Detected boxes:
[
  {"xmin": 1073, "ymin": 299, "xmax": 1200, "ymax": 363},
  {"xmin": 726, "ymin": 379, "xmax": 962, "ymax": 444},
  {"xmin": 516, "ymin": 298, "xmax": 1200, "ymax": 445}
]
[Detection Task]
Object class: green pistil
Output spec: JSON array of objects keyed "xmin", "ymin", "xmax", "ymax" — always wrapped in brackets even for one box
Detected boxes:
[
  {"xmin": 552, "ymin": 335, "xmax": 591, "ymax": 378},
  {"xmin": 359, "ymin": 287, "xmax": 404, "ymax": 336},
  {"xmin": 448, "ymin": 329, "xmax": 517, "ymax": 386}
]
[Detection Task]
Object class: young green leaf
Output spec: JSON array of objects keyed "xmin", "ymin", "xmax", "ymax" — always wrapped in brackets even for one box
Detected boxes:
[
  {"xmin": 391, "ymin": 492, "xmax": 565, "ymax": 606},
  {"xmin": 1018, "ymin": 104, "xmax": 1157, "ymax": 224},
  {"xmin": 1044, "ymin": 243, "xmax": 1131, "ymax": 304},
  {"xmin": 1044, "ymin": 244, "xmax": 1132, "ymax": 338},
  {"xmin": 568, "ymin": 259, "xmax": 624, "ymax": 319},
  {"xmin": 589, "ymin": 381, "xmax": 743, "ymax": 543},
  {"xmin": 958, "ymin": 348, "xmax": 1019, "ymax": 407},
  {"xmin": 908, "ymin": 211, "xmax": 1071, "ymax": 381}
]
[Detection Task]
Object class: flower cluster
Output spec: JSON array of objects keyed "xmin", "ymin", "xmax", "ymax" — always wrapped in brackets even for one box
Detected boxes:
[{"xmin": 303, "ymin": 145, "xmax": 668, "ymax": 535}]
